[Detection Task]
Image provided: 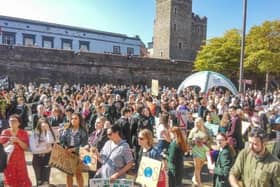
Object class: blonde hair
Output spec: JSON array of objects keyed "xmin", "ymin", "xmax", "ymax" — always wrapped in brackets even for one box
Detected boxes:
[
  {"xmin": 194, "ymin": 117, "xmax": 207, "ymax": 133},
  {"xmin": 220, "ymin": 112, "xmax": 230, "ymax": 127},
  {"xmin": 138, "ymin": 129, "xmax": 154, "ymax": 147}
]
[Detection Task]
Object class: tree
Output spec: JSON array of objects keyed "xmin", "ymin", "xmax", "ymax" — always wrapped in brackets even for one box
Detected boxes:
[
  {"xmin": 194, "ymin": 29, "xmax": 241, "ymax": 80},
  {"xmin": 245, "ymin": 20, "xmax": 280, "ymax": 91}
]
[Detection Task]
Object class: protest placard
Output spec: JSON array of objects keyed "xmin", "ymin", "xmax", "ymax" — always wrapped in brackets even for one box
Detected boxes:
[
  {"xmin": 151, "ymin": 79, "xmax": 159, "ymax": 96},
  {"xmin": 79, "ymin": 147, "xmax": 97, "ymax": 171},
  {"xmin": 136, "ymin": 156, "xmax": 161, "ymax": 187},
  {"xmin": 89, "ymin": 178, "xmax": 134, "ymax": 187},
  {"xmin": 49, "ymin": 144, "xmax": 79, "ymax": 175}
]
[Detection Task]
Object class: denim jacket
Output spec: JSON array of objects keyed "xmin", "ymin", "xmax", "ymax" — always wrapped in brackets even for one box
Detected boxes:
[{"xmin": 60, "ymin": 127, "xmax": 88, "ymax": 154}]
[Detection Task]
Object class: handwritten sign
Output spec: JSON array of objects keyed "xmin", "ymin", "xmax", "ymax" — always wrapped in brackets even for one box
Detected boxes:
[
  {"xmin": 151, "ymin": 79, "xmax": 159, "ymax": 96},
  {"xmin": 49, "ymin": 144, "xmax": 79, "ymax": 175},
  {"xmin": 79, "ymin": 147, "xmax": 97, "ymax": 171},
  {"xmin": 136, "ymin": 156, "xmax": 162, "ymax": 187},
  {"xmin": 89, "ymin": 178, "xmax": 134, "ymax": 187}
]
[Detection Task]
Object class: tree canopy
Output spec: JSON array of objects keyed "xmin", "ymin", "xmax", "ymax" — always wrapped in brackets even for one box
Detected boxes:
[
  {"xmin": 245, "ymin": 20, "xmax": 280, "ymax": 74},
  {"xmin": 194, "ymin": 20, "xmax": 280, "ymax": 82},
  {"xmin": 194, "ymin": 29, "xmax": 241, "ymax": 79}
]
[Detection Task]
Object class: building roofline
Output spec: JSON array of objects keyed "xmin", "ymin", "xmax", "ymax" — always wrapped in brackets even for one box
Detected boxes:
[{"xmin": 0, "ymin": 15, "xmax": 142, "ymax": 42}]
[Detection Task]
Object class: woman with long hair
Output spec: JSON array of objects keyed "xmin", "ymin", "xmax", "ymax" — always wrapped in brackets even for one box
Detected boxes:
[
  {"xmin": 29, "ymin": 117, "xmax": 56, "ymax": 186},
  {"xmin": 0, "ymin": 114, "xmax": 32, "ymax": 187},
  {"xmin": 219, "ymin": 112, "xmax": 230, "ymax": 133},
  {"xmin": 188, "ymin": 117, "xmax": 211, "ymax": 186},
  {"xmin": 168, "ymin": 126, "xmax": 189, "ymax": 187},
  {"xmin": 60, "ymin": 112, "xmax": 88, "ymax": 187},
  {"xmin": 156, "ymin": 112, "xmax": 171, "ymax": 154}
]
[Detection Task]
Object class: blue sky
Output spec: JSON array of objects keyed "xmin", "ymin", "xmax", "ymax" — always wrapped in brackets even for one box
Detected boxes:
[{"xmin": 0, "ymin": 0, "xmax": 279, "ymax": 45}]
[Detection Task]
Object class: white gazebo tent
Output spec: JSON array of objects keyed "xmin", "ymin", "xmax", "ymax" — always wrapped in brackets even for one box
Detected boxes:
[{"xmin": 177, "ymin": 71, "xmax": 238, "ymax": 95}]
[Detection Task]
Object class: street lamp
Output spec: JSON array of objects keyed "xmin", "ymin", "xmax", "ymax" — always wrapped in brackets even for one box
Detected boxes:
[{"xmin": 239, "ymin": 0, "xmax": 247, "ymax": 93}]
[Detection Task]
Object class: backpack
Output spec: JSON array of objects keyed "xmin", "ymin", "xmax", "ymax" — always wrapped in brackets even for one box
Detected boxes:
[{"xmin": 0, "ymin": 144, "xmax": 7, "ymax": 172}]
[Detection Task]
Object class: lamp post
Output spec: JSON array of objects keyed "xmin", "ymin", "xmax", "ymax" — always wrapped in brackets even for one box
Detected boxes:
[{"xmin": 239, "ymin": 0, "xmax": 247, "ymax": 93}]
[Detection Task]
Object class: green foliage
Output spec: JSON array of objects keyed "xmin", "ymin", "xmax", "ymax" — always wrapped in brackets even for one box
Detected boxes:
[
  {"xmin": 245, "ymin": 20, "xmax": 280, "ymax": 73},
  {"xmin": 194, "ymin": 29, "xmax": 241, "ymax": 79}
]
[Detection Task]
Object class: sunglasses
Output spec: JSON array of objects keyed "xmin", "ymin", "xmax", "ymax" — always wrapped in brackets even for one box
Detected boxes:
[
  {"xmin": 9, "ymin": 119, "xmax": 18, "ymax": 122},
  {"xmin": 107, "ymin": 132, "xmax": 113, "ymax": 136}
]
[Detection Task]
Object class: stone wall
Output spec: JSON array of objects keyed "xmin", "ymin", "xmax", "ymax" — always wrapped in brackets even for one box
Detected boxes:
[{"xmin": 0, "ymin": 45, "xmax": 193, "ymax": 87}]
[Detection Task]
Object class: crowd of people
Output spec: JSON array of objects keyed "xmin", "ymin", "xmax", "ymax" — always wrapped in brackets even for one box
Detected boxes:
[{"xmin": 0, "ymin": 82, "xmax": 279, "ymax": 187}]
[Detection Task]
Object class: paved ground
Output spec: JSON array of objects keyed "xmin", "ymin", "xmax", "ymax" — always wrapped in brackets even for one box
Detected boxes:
[{"xmin": 25, "ymin": 151, "xmax": 212, "ymax": 187}]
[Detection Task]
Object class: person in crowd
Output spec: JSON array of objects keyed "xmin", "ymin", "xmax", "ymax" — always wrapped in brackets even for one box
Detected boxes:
[
  {"xmin": 218, "ymin": 111, "xmax": 230, "ymax": 133},
  {"xmin": 95, "ymin": 124, "xmax": 134, "ymax": 182},
  {"xmin": 227, "ymin": 106, "xmax": 244, "ymax": 152},
  {"xmin": 60, "ymin": 112, "xmax": 88, "ymax": 187},
  {"xmin": 87, "ymin": 116, "xmax": 108, "ymax": 181},
  {"xmin": 229, "ymin": 127, "xmax": 280, "ymax": 187},
  {"xmin": 156, "ymin": 112, "xmax": 171, "ymax": 154},
  {"xmin": 211, "ymin": 133, "xmax": 234, "ymax": 187},
  {"xmin": 168, "ymin": 126, "xmax": 189, "ymax": 187},
  {"xmin": 137, "ymin": 129, "xmax": 160, "ymax": 168},
  {"xmin": 0, "ymin": 114, "xmax": 32, "ymax": 187},
  {"xmin": 10, "ymin": 96, "xmax": 29, "ymax": 129},
  {"xmin": 188, "ymin": 117, "xmax": 211, "ymax": 186},
  {"xmin": 49, "ymin": 105, "xmax": 64, "ymax": 127},
  {"xmin": 114, "ymin": 107, "xmax": 132, "ymax": 147},
  {"xmin": 198, "ymin": 98, "xmax": 208, "ymax": 121},
  {"xmin": 29, "ymin": 118, "xmax": 56, "ymax": 186},
  {"xmin": 217, "ymin": 97, "xmax": 228, "ymax": 119},
  {"xmin": 31, "ymin": 104, "xmax": 46, "ymax": 129}
]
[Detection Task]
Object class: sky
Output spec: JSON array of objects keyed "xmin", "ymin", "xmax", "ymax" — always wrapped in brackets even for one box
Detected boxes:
[{"xmin": 0, "ymin": 0, "xmax": 279, "ymax": 46}]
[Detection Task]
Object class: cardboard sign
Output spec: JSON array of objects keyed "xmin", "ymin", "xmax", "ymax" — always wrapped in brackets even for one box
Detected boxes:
[
  {"xmin": 151, "ymin": 79, "xmax": 159, "ymax": 96},
  {"xmin": 79, "ymin": 147, "xmax": 97, "ymax": 171},
  {"xmin": 49, "ymin": 144, "xmax": 79, "ymax": 175},
  {"xmin": 89, "ymin": 178, "xmax": 134, "ymax": 187},
  {"xmin": 136, "ymin": 156, "xmax": 162, "ymax": 187},
  {"xmin": 206, "ymin": 151, "xmax": 215, "ymax": 170}
]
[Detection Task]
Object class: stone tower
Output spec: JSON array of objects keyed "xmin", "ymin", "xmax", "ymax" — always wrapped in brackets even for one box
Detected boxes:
[{"xmin": 153, "ymin": 0, "xmax": 207, "ymax": 61}]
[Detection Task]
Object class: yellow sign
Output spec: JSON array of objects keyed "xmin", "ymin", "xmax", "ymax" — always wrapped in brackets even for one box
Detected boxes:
[
  {"xmin": 151, "ymin": 79, "xmax": 159, "ymax": 96},
  {"xmin": 136, "ymin": 156, "xmax": 162, "ymax": 187}
]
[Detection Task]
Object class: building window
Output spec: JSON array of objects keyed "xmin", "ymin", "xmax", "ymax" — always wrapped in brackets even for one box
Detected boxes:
[
  {"xmin": 174, "ymin": 24, "xmax": 177, "ymax": 31},
  {"xmin": 160, "ymin": 51, "xmax": 163, "ymax": 57},
  {"xmin": 178, "ymin": 42, "xmax": 182, "ymax": 49},
  {"xmin": 174, "ymin": 8, "xmax": 177, "ymax": 15},
  {"xmin": 23, "ymin": 34, "xmax": 35, "ymax": 46},
  {"xmin": 127, "ymin": 47, "xmax": 134, "ymax": 55},
  {"xmin": 61, "ymin": 39, "xmax": 72, "ymax": 50},
  {"xmin": 79, "ymin": 41, "xmax": 89, "ymax": 51},
  {"xmin": 113, "ymin": 46, "xmax": 121, "ymax": 54},
  {"xmin": 42, "ymin": 36, "xmax": 54, "ymax": 48},
  {"xmin": 2, "ymin": 32, "xmax": 16, "ymax": 45}
]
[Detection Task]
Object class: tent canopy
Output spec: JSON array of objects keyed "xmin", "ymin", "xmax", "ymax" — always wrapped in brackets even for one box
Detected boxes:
[{"xmin": 177, "ymin": 71, "xmax": 238, "ymax": 95}]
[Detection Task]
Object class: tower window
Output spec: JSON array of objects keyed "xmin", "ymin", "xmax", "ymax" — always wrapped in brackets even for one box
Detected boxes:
[
  {"xmin": 174, "ymin": 8, "xmax": 177, "ymax": 15},
  {"xmin": 160, "ymin": 51, "xmax": 163, "ymax": 57},
  {"xmin": 178, "ymin": 42, "xmax": 182, "ymax": 49},
  {"xmin": 174, "ymin": 24, "xmax": 176, "ymax": 31}
]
